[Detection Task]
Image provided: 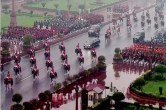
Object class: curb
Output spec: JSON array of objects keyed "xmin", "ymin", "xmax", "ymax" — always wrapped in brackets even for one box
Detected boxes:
[{"xmin": 127, "ymin": 87, "xmax": 166, "ymax": 106}]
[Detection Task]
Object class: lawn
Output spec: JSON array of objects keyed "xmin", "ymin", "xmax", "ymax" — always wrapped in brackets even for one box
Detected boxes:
[
  {"xmin": 25, "ymin": 0, "xmax": 121, "ymax": 12},
  {"xmin": 106, "ymin": 102, "xmax": 158, "ymax": 110},
  {"xmin": 142, "ymin": 74, "xmax": 166, "ymax": 97},
  {"xmin": 1, "ymin": 13, "xmax": 53, "ymax": 32}
]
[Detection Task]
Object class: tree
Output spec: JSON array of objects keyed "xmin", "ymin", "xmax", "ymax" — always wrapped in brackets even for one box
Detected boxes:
[
  {"xmin": 96, "ymin": 62, "xmax": 106, "ymax": 72},
  {"xmin": 1, "ymin": 42, "xmax": 10, "ymax": 57},
  {"xmin": 154, "ymin": 73, "xmax": 165, "ymax": 81},
  {"xmin": 113, "ymin": 48, "xmax": 122, "ymax": 61},
  {"xmin": 12, "ymin": 93, "xmax": 23, "ymax": 104},
  {"xmin": 114, "ymin": 48, "xmax": 121, "ymax": 54},
  {"xmin": 38, "ymin": 92, "xmax": 47, "ymax": 102},
  {"xmin": 2, "ymin": 5, "xmax": 9, "ymax": 12},
  {"xmin": 112, "ymin": 92, "xmax": 125, "ymax": 110},
  {"xmin": 10, "ymin": 104, "xmax": 23, "ymax": 110},
  {"xmin": 133, "ymin": 77, "xmax": 145, "ymax": 90},
  {"xmin": 23, "ymin": 102, "xmax": 33, "ymax": 110},
  {"xmin": 112, "ymin": 92, "xmax": 125, "ymax": 102},
  {"xmin": 44, "ymin": 90, "xmax": 52, "ymax": 101},
  {"xmin": 23, "ymin": 35, "xmax": 32, "ymax": 51},
  {"xmin": 23, "ymin": 35, "xmax": 32, "ymax": 46},
  {"xmin": 98, "ymin": 55, "xmax": 106, "ymax": 63},
  {"xmin": 38, "ymin": 93, "xmax": 46, "ymax": 109},
  {"xmin": 78, "ymin": 4, "xmax": 85, "ymax": 13},
  {"xmin": 84, "ymin": 70, "xmax": 90, "ymax": 76},
  {"xmin": 54, "ymin": 83, "xmax": 62, "ymax": 92},
  {"xmin": 155, "ymin": 64, "xmax": 166, "ymax": 76},
  {"xmin": 41, "ymin": 2, "xmax": 46, "ymax": 8},
  {"xmin": 54, "ymin": 4, "xmax": 59, "ymax": 10}
]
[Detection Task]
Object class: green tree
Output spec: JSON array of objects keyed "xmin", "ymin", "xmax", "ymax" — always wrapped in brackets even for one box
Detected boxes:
[
  {"xmin": 23, "ymin": 35, "xmax": 32, "ymax": 46},
  {"xmin": 44, "ymin": 90, "xmax": 51, "ymax": 96},
  {"xmin": 2, "ymin": 5, "xmax": 9, "ymax": 12},
  {"xmin": 44, "ymin": 90, "xmax": 52, "ymax": 101},
  {"xmin": 85, "ymin": 69, "xmax": 90, "ymax": 76},
  {"xmin": 155, "ymin": 64, "xmax": 166, "ymax": 76},
  {"xmin": 98, "ymin": 55, "xmax": 106, "ymax": 63},
  {"xmin": 38, "ymin": 92, "xmax": 47, "ymax": 102},
  {"xmin": 12, "ymin": 93, "xmax": 23, "ymax": 104},
  {"xmin": 114, "ymin": 48, "xmax": 122, "ymax": 61},
  {"xmin": 1, "ymin": 42, "xmax": 10, "ymax": 57},
  {"xmin": 23, "ymin": 102, "xmax": 33, "ymax": 110},
  {"xmin": 78, "ymin": 4, "xmax": 85, "ymax": 13},
  {"xmin": 112, "ymin": 92, "xmax": 125, "ymax": 110},
  {"xmin": 96, "ymin": 62, "xmax": 106, "ymax": 72},
  {"xmin": 54, "ymin": 83, "xmax": 62, "ymax": 92},
  {"xmin": 112, "ymin": 92, "xmax": 125, "ymax": 102},
  {"xmin": 154, "ymin": 73, "xmax": 165, "ymax": 81},
  {"xmin": 114, "ymin": 48, "xmax": 121, "ymax": 54},
  {"xmin": 133, "ymin": 77, "xmax": 145, "ymax": 90},
  {"xmin": 41, "ymin": 2, "xmax": 46, "ymax": 8},
  {"xmin": 10, "ymin": 104, "xmax": 23, "ymax": 110},
  {"xmin": 54, "ymin": 4, "xmax": 59, "ymax": 10}
]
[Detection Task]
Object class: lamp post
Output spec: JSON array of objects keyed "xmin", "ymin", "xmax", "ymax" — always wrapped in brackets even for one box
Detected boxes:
[
  {"xmin": 109, "ymin": 92, "xmax": 115, "ymax": 110},
  {"xmin": 109, "ymin": 82, "xmax": 115, "ymax": 110},
  {"xmin": 75, "ymin": 85, "xmax": 79, "ymax": 110}
]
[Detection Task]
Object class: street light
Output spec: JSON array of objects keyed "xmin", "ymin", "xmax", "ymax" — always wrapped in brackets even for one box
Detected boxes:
[{"xmin": 109, "ymin": 82, "xmax": 117, "ymax": 110}]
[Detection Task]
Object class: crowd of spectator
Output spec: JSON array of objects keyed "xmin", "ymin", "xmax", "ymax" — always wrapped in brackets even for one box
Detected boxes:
[
  {"xmin": 34, "ymin": 13, "xmax": 104, "ymax": 35},
  {"xmin": 1, "ymin": 26, "xmax": 57, "ymax": 41}
]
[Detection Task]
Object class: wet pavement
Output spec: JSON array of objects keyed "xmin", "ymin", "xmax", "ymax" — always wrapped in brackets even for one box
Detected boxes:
[{"xmin": 1, "ymin": 3, "xmax": 166, "ymax": 110}]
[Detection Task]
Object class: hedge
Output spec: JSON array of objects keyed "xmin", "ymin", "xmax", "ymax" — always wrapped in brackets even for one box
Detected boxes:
[{"xmin": 130, "ymin": 70, "xmax": 166, "ymax": 101}]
